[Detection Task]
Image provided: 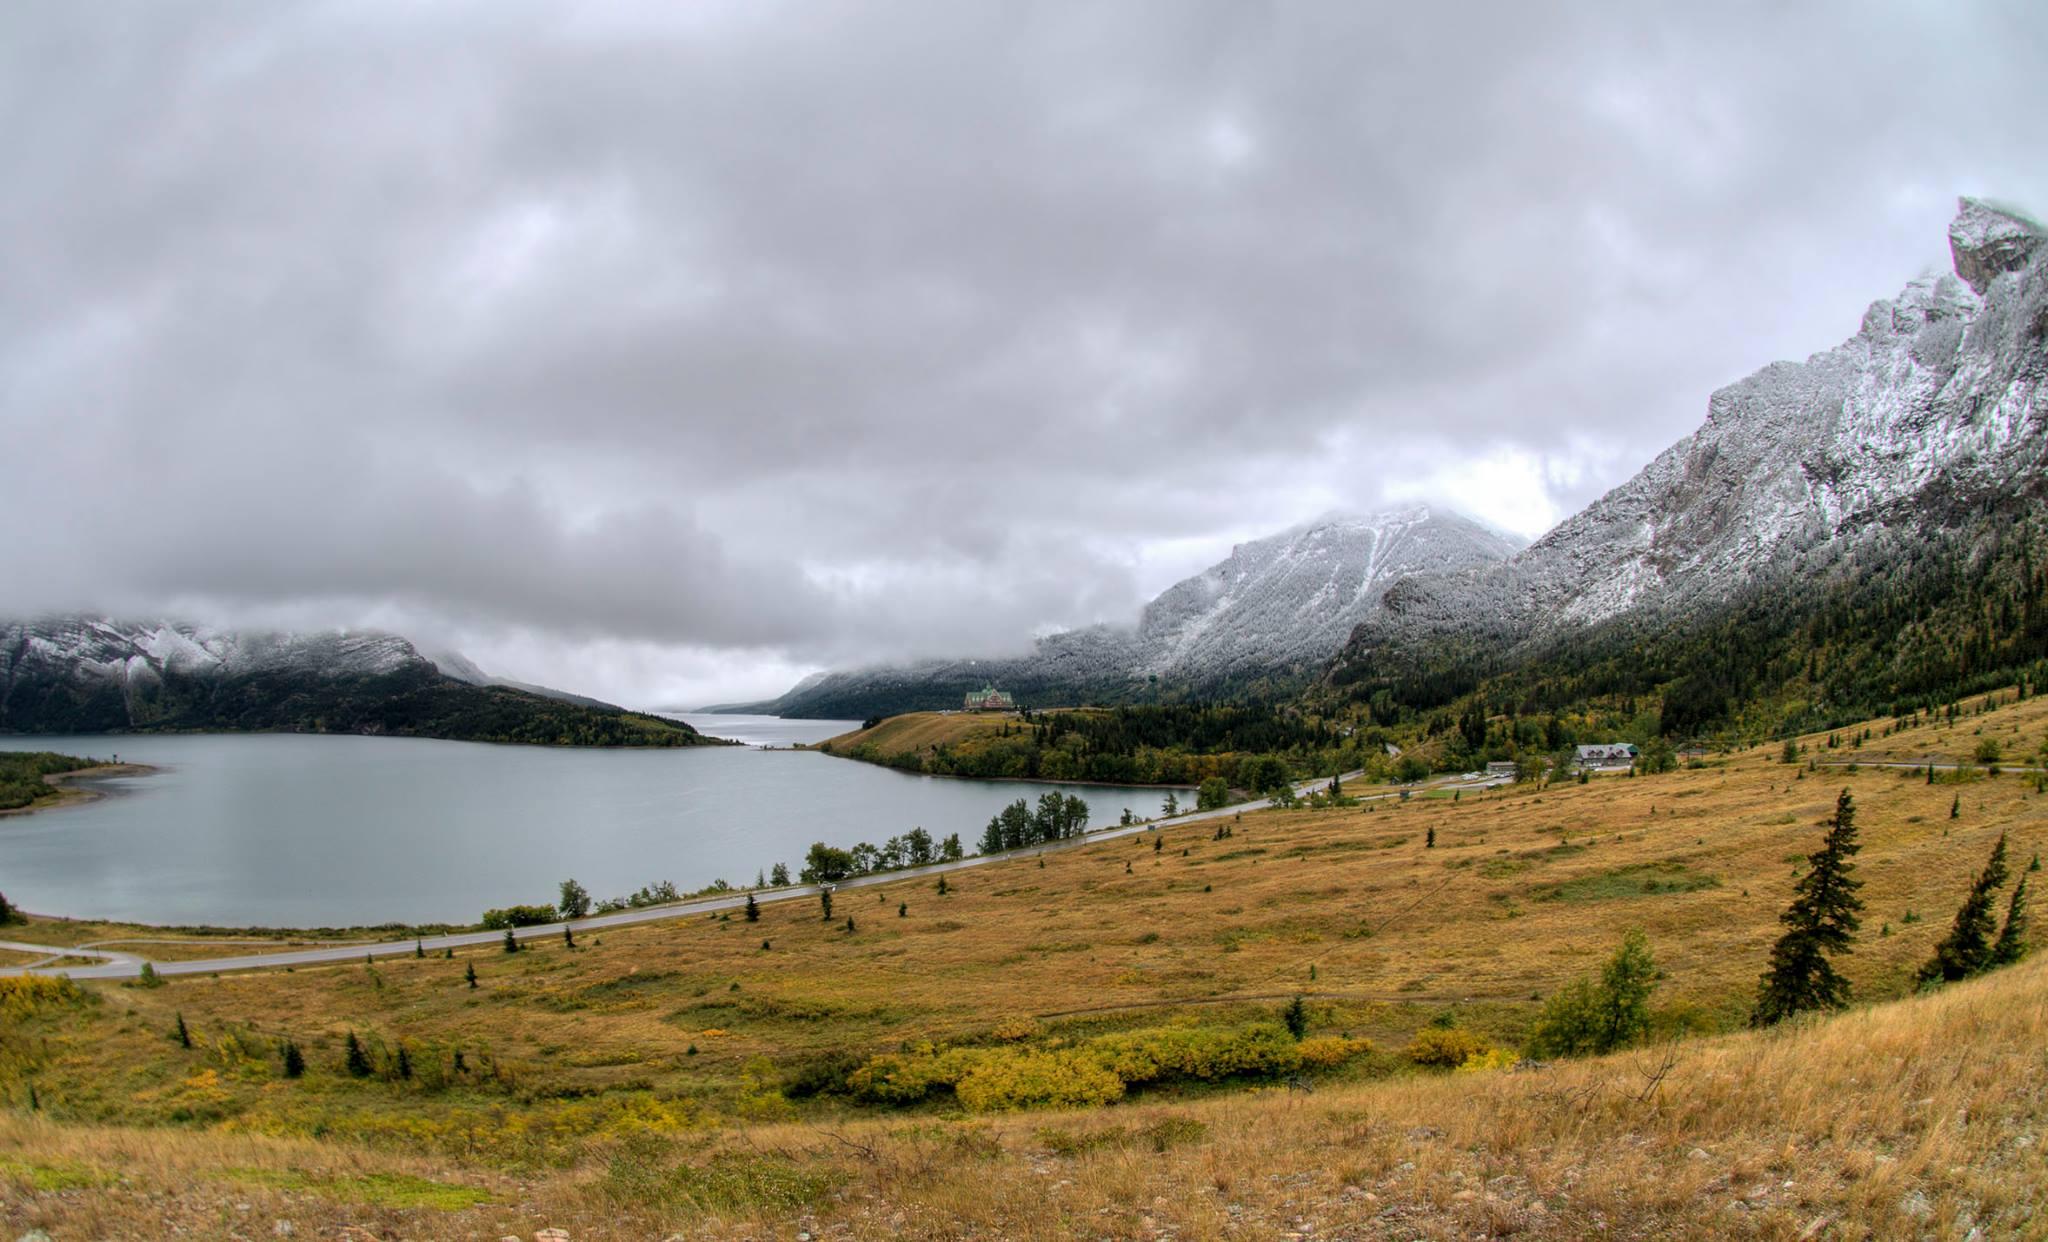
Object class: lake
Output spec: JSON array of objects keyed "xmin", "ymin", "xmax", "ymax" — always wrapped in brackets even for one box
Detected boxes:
[{"xmin": 0, "ymin": 719, "xmax": 1183, "ymax": 928}]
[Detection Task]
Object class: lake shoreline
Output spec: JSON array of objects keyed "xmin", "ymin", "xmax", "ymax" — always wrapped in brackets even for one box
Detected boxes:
[
  {"xmin": 0, "ymin": 731, "xmax": 1171, "ymax": 928},
  {"xmin": 807, "ymin": 745, "xmax": 1197, "ymax": 793},
  {"xmin": 0, "ymin": 762, "xmax": 160, "ymax": 820}
]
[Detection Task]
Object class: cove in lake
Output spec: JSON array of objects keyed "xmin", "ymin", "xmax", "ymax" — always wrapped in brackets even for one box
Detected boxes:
[{"xmin": 0, "ymin": 719, "xmax": 1186, "ymax": 928}]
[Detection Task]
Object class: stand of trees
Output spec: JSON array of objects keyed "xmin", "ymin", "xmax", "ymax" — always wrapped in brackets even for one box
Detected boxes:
[
  {"xmin": 797, "ymin": 828, "xmax": 966, "ymax": 883},
  {"xmin": 977, "ymin": 793, "xmax": 1090, "ymax": 854}
]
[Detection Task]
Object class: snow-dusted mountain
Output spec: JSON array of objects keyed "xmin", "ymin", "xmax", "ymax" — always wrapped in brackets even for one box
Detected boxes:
[
  {"xmin": 0, "ymin": 616, "xmax": 704, "ymax": 745},
  {"xmin": 1330, "ymin": 197, "xmax": 2048, "ymax": 706},
  {"xmin": 746, "ymin": 506, "xmax": 1520, "ymax": 719},
  {"xmin": 1136, "ymin": 508, "xmax": 1521, "ymax": 681}
]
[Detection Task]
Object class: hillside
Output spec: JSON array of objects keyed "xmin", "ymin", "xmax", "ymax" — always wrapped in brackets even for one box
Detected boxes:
[
  {"xmin": 817, "ymin": 703, "xmax": 1357, "ymax": 786},
  {"xmin": 751, "ymin": 507, "xmax": 1520, "ymax": 719},
  {"xmin": 0, "ymin": 617, "xmax": 709, "ymax": 748},
  {"xmin": 1328, "ymin": 197, "xmax": 2048, "ymax": 742},
  {"xmin": 2, "ymin": 692, "xmax": 2041, "ymax": 1237}
]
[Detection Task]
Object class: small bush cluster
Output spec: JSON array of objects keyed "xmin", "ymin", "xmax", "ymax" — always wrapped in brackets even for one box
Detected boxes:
[
  {"xmin": 845, "ymin": 1019, "xmax": 1368, "ymax": 1112},
  {"xmin": 1404, "ymin": 1026, "xmax": 1490, "ymax": 1068}
]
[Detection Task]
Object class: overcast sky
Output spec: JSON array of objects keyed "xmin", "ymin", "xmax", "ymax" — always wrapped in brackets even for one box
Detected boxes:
[{"xmin": 5, "ymin": 2, "xmax": 2045, "ymax": 708}]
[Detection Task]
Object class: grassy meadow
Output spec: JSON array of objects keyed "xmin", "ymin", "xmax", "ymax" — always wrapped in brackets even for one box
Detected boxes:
[{"xmin": 2, "ymin": 690, "xmax": 2045, "ymax": 1237}]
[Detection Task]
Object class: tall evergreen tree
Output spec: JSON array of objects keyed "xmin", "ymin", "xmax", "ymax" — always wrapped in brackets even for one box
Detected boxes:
[
  {"xmin": 1989, "ymin": 871, "xmax": 2031, "ymax": 968},
  {"xmin": 1917, "ymin": 833, "xmax": 2010, "ymax": 985},
  {"xmin": 744, "ymin": 891, "xmax": 760, "ymax": 922},
  {"xmin": 1753, "ymin": 789, "xmax": 1864, "ymax": 1025},
  {"xmin": 465, "ymin": 961, "xmax": 478, "ymax": 989},
  {"xmin": 174, "ymin": 1012, "xmax": 191, "ymax": 1049},
  {"xmin": 344, "ymin": 1031, "xmax": 372, "ymax": 1078},
  {"xmin": 819, "ymin": 888, "xmax": 833, "ymax": 921},
  {"xmin": 281, "ymin": 1040, "xmax": 305, "ymax": 1079}
]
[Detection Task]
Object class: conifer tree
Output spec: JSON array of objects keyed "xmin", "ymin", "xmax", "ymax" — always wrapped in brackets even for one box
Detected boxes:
[
  {"xmin": 897, "ymin": 901, "xmax": 907, "ymax": 918},
  {"xmin": 937, "ymin": 875, "xmax": 948, "ymax": 895},
  {"xmin": 1426, "ymin": 826, "xmax": 1436, "ymax": 849},
  {"xmin": 502, "ymin": 928, "xmax": 518, "ymax": 953},
  {"xmin": 0, "ymin": 890, "xmax": 12, "ymax": 924},
  {"xmin": 1918, "ymin": 833, "xmax": 2011, "ymax": 985},
  {"xmin": 744, "ymin": 891, "xmax": 760, "ymax": 922},
  {"xmin": 563, "ymin": 924, "xmax": 575, "ymax": 949},
  {"xmin": 770, "ymin": 862, "xmax": 790, "ymax": 886},
  {"xmin": 344, "ymin": 1031, "xmax": 372, "ymax": 1078},
  {"xmin": 1753, "ymin": 789, "xmax": 1864, "ymax": 1025},
  {"xmin": 174, "ymin": 1012, "xmax": 191, "ymax": 1049},
  {"xmin": 465, "ymin": 961, "xmax": 478, "ymax": 989},
  {"xmin": 820, "ymin": 888, "xmax": 833, "ymax": 920},
  {"xmin": 1281, "ymin": 995, "xmax": 1309, "ymax": 1040},
  {"xmin": 844, "ymin": 915, "xmax": 856, "ymax": 933},
  {"xmin": 396, "ymin": 1044, "xmax": 413, "ymax": 1080},
  {"xmin": 281, "ymin": 1040, "xmax": 305, "ymax": 1079},
  {"xmin": 414, "ymin": 940, "xmax": 424, "ymax": 959},
  {"xmin": 1989, "ymin": 871, "xmax": 2031, "ymax": 968}
]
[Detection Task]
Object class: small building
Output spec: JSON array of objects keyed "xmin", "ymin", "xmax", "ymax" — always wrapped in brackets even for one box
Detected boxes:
[
  {"xmin": 963, "ymin": 686, "xmax": 1015, "ymax": 712},
  {"xmin": 1575, "ymin": 742, "xmax": 1640, "ymax": 769},
  {"xmin": 1677, "ymin": 746, "xmax": 1710, "ymax": 763},
  {"xmin": 1485, "ymin": 760, "xmax": 1518, "ymax": 777}
]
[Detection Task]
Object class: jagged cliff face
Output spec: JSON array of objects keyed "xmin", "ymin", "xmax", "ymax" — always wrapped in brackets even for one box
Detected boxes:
[
  {"xmin": 1333, "ymin": 197, "xmax": 2047, "ymax": 690},
  {"xmin": 757, "ymin": 507, "xmax": 1521, "ymax": 718}
]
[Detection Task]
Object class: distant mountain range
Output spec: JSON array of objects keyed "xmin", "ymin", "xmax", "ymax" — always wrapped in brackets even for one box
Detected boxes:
[
  {"xmin": 1328, "ymin": 197, "xmax": 2048, "ymax": 735},
  {"xmin": 0, "ymin": 617, "xmax": 708, "ymax": 747},
  {"xmin": 729, "ymin": 506, "xmax": 1522, "ymax": 719}
]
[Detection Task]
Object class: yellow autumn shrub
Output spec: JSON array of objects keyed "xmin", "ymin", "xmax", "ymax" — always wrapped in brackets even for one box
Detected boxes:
[
  {"xmin": 952, "ymin": 1049, "xmax": 1125, "ymax": 1112},
  {"xmin": 1405, "ymin": 1026, "xmax": 1489, "ymax": 1068},
  {"xmin": 1295, "ymin": 1034, "xmax": 1373, "ymax": 1069}
]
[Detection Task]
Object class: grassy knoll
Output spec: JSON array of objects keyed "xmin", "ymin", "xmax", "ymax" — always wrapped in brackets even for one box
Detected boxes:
[
  {"xmin": 817, "ymin": 709, "xmax": 1034, "ymax": 757},
  {"xmin": 2, "ymin": 694, "xmax": 2045, "ymax": 1236}
]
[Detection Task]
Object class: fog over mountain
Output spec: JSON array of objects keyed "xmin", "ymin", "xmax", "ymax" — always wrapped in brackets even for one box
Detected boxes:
[{"xmin": 3, "ymin": 3, "xmax": 2046, "ymax": 708}]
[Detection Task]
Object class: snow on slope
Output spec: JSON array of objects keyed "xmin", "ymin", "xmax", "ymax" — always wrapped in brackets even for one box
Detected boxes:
[{"xmin": 1336, "ymin": 196, "xmax": 2047, "ymax": 673}]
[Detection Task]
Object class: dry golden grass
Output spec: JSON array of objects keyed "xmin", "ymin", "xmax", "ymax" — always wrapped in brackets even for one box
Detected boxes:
[
  {"xmin": 4, "ymin": 692, "xmax": 2046, "ymax": 1237},
  {"xmin": 817, "ymin": 708, "xmax": 1046, "ymax": 755},
  {"xmin": 6, "ymin": 956, "xmax": 2044, "ymax": 1239}
]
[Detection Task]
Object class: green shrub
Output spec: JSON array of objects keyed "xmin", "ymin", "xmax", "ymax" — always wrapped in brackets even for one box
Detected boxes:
[
  {"xmin": 480, "ymin": 905, "xmax": 556, "ymax": 929},
  {"xmin": 1528, "ymin": 930, "xmax": 1658, "ymax": 1057}
]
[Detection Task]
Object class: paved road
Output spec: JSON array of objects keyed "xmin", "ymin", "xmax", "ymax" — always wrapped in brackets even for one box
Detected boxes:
[{"xmin": 10, "ymin": 769, "xmax": 1467, "ymax": 981}]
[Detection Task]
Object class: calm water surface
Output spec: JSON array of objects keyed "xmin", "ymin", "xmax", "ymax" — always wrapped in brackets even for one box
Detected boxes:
[{"xmin": 0, "ymin": 723, "xmax": 1180, "ymax": 927}]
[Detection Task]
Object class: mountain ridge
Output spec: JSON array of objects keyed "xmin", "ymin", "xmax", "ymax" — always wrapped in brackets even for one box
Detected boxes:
[
  {"xmin": 746, "ymin": 505, "xmax": 1522, "ymax": 719},
  {"xmin": 1328, "ymin": 196, "xmax": 2048, "ymax": 735},
  {"xmin": 0, "ymin": 616, "xmax": 709, "ymax": 747}
]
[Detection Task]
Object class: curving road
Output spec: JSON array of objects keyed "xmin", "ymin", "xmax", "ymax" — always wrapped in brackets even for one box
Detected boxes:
[{"xmin": 7, "ymin": 769, "xmax": 1463, "ymax": 982}]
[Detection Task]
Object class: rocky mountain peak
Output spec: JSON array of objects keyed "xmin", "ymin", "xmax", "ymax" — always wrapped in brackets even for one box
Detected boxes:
[{"xmin": 1949, "ymin": 196, "xmax": 2044, "ymax": 294}]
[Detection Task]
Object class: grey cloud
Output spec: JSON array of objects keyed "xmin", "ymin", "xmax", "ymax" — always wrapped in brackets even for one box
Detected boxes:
[{"xmin": 3, "ymin": 2, "xmax": 2046, "ymax": 705}]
